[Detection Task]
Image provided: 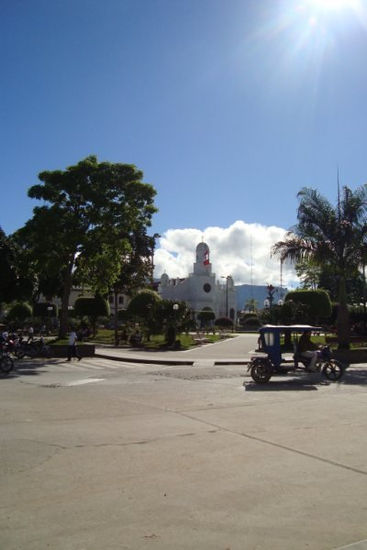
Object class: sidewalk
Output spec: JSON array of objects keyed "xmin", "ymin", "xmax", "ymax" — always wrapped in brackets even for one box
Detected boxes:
[{"xmin": 95, "ymin": 333, "xmax": 259, "ymax": 366}]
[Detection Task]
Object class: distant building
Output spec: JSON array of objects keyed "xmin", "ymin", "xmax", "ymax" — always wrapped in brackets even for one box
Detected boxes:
[
  {"xmin": 40, "ymin": 287, "xmax": 129, "ymax": 317},
  {"xmin": 158, "ymin": 241, "xmax": 236, "ymax": 320}
]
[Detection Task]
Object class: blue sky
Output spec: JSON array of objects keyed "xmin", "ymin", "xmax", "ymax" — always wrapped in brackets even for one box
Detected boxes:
[{"xmin": 2, "ymin": 0, "xmax": 367, "ymax": 285}]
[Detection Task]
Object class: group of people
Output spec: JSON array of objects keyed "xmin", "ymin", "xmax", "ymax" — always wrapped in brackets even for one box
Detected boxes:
[
  {"xmin": 1, "ymin": 326, "xmax": 34, "ymax": 345},
  {"xmin": 1, "ymin": 326, "xmax": 82, "ymax": 362}
]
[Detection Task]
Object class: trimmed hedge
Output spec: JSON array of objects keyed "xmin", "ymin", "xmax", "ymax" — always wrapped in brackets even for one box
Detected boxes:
[{"xmin": 285, "ymin": 289, "xmax": 332, "ymax": 321}]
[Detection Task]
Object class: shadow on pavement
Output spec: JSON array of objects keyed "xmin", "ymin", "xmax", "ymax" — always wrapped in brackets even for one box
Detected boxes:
[
  {"xmin": 244, "ymin": 379, "xmax": 319, "ymax": 391},
  {"xmin": 1, "ymin": 358, "xmax": 62, "ymax": 379},
  {"xmin": 338, "ymin": 367, "xmax": 367, "ymax": 385},
  {"xmin": 244, "ymin": 366, "xmax": 367, "ymax": 391}
]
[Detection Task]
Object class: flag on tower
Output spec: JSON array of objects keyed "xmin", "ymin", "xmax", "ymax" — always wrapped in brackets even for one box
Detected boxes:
[{"xmin": 203, "ymin": 250, "xmax": 209, "ymax": 265}]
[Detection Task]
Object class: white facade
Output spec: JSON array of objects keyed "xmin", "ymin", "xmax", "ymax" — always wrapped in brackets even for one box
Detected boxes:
[
  {"xmin": 42, "ymin": 288, "xmax": 129, "ymax": 316},
  {"xmin": 158, "ymin": 242, "xmax": 236, "ymax": 319}
]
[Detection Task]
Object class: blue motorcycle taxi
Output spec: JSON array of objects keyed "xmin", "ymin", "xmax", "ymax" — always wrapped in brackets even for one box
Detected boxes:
[{"xmin": 248, "ymin": 325, "xmax": 344, "ymax": 384}]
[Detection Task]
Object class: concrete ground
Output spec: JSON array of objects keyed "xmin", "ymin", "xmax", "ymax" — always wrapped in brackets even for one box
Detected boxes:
[{"xmin": 1, "ymin": 335, "xmax": 366, "ymax": 550}]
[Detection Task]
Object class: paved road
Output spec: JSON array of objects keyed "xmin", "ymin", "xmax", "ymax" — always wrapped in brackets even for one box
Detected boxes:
[{"xmin": 1, "ymin": 343, "xmax": 367, "ymax": 550}]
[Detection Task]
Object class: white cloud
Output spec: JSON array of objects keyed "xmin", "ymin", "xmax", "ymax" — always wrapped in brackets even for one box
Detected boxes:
[{"xmin": 153, "ymin": 221, "xmax": 299, "ymax": 288}]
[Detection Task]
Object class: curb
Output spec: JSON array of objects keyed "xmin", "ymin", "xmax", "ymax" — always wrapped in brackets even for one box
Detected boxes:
[
  {"xmin": 95, "ymin": 353, "xmax": 194, "ymax": 366},
  {"xmin": 95, "ymin": 353, "xmax": 250, "ymax": 366}
]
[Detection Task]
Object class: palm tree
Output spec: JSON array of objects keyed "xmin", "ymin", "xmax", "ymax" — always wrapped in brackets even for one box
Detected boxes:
[{"xmin": 272, "ymin": 185, "xmax": 367, "ymax": 349}]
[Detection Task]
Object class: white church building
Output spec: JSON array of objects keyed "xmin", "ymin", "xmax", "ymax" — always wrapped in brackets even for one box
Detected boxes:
[{"xmin": 158, "ymin": 241, "xmax": 236, "ymax": 320}]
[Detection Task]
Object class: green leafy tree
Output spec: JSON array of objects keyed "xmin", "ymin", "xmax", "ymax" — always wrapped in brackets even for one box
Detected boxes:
[
  {"xmin": 33, "ymin": 302, "xmax": 58, "ymax": 318},
  {"xmin": 127, "ymin": 289, "xmax": 162, "ymax": 339},
  {"xmin": 0, "ymin": 227, "xmax": 34, "ymax": 304},
  {"xmin": 6, "ymin": 302, "xmax": 33, "ymax": 326},
  {"xmin": 296, "ymin": 257, "xmax": 365, "ymax": 308},
  {"xmin": 16, "ymin": 156, "xmax": 157, "ymax": 337},
  {"xmin": 127, "ymin": 289, "xmax": 161, "ymax": 319},
  {"xmin": 110, "ymin": 229, "xmax": 158, "ymax": 345},
  {"xmin": 74, "ymin": 295, "xmax": 110, "ymax": 337},
  {"xmin": 273, "ymin": 186, "xmax": 367, "ymax": 349},
  {"xmin": 295, "ymin": 259, "xmax": 323, "ymax": 290},
  {"xmin": 157, "ymin": 300, "xmax": 190, "ymax": 345},
  {"xmin": 0, "ymin": 227, "xmax": 17, "ymax": 304}
]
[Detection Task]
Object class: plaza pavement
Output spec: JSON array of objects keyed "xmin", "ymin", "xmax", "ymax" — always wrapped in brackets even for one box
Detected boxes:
[
  {"xmin": 1, "ymin": 334, "xmax": 367, "ymax": 550},
  {"xmin": 95, "ymin": 333, "xmax": 259, "ymax": 366}
]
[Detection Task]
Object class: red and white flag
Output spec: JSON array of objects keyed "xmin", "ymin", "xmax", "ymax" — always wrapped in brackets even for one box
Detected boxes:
[{"xmin": 203, "ymin": 250, "xmax": 209, "ymax": 265}]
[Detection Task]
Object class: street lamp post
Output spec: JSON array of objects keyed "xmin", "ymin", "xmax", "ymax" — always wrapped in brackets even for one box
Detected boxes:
[
  {"xmin": 221, "ymin": 276, "xmax": 229, "ymax": 318},
  {"xmin": 266, "ymin": 284, "xmax": 276, "ymax": 309},
  {"xmin": 167, "ymin": 303, "xmax": 179, "ymax": 347},
  {"xmin": 47, "ymin": 306, "xmax": 53, "ymax": 333}
]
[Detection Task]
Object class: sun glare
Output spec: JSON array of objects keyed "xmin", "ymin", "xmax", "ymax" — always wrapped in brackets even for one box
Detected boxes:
[
  {"xmin": 304, "ymin": 0, "xmax": 361, "ymax": 11},
  {"xmin": 294, "ymin": 0, "xmax": 365, "ymax": 31}
]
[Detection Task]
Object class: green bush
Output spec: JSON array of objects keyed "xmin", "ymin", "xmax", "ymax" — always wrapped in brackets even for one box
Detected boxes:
[
  {"xmin": 239, "ymin": 313, "xmax": 261, "ymax": 328},
  {"xmin": 197, "ymin": 309, "xmax": 215, "ymax": 328},
  {"xmin": 285, "ymin": 289, "xmax": 331, "ymax": 323},
  {"xmin": 214, "ymin": 317, "xmax": 233, "ymax": 329},
  {"xmin": 33, "ymin": 302, "xmax": 58, "ymax": 318},
  {"xmin": 6, "ymin": 302, "xmax": 33, "ymax": 325}
]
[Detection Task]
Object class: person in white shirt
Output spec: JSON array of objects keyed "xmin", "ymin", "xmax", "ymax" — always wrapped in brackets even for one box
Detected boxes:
[
  {"xmin": 27, "ymin": 326, "xmax": 34, "ymax": 343},
  {"xmin": 67, "ymin": 329, "xmax": 81, "ymax": 361}
]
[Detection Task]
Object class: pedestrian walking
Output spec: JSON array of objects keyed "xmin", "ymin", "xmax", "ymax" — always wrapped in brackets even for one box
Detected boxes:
[
  {"xmin": 27, "ymin": 326, "xmax": 34, "ymax": 343},
  {"xmin": 67, "ymin": 329, "xmax": 81, "ymax": 361}
]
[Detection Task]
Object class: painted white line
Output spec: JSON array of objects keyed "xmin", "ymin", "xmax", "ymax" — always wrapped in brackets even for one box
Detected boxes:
[
  {"xmin": 63, "ymin": 363, "xmax": 104, "ymax": 370},
  {"xmin": 67, "ymin": 378, "xmax": 105, "ymax": 386},
  {"xmin": 75, "ymin": 364, "xmax": 104, "ymax": 370},
  {"xmin": 82, "ymin": 360, "xmax": 131, "ymax": 370}
]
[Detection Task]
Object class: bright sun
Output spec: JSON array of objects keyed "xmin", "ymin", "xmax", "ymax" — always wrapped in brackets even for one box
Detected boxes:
[
  {"xmin": 304, "ymin": 0, "xmax": 359, "ymax": 10},
  {"xmin": 297, "ymin": 0, "xmax": 364, "ymax": 30}
]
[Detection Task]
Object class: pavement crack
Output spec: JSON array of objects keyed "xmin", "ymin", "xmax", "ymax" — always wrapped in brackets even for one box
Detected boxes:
[{"xmin": 177, "ymin": 412, "xmax": 367, "ymax": 477}]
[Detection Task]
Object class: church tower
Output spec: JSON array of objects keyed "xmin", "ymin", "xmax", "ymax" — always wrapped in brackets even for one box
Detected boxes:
[
  {"xmin": 158, "ymin": 241, "xmax": 236, "ymax": 321},
  {"xmin": 193, "ymin": 242, "xmax": 212, "ymax": 275}
]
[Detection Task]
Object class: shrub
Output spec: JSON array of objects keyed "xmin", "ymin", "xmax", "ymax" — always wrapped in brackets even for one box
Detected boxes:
[
  {"xmin": 214, "ymin": 317, "xmax": 233, "ymax": 329},
  {"xmin": 33, "ymin": 302, "xmax": 58, "ymax": 318},
  {"xmin": 239, "ymin": 313, "xmax": 261, "ymax": 328},
  {"xmin": 285, "ymin": 289, "xmax": 332, "ymax": 324},
  {"xmin": 197, "ymin": 309, "xmax": 215, "ymax": 328},
  {"xmin": 6, "ymin": 302, "xmax": 33, "ymax": 325}
]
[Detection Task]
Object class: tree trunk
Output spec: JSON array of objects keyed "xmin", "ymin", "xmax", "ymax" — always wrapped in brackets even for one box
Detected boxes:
[
  {"xmin": 363, "ymin": 263, "xmax": 366, "ymax": 334},
  {"xmin": 114, "ymin": 288, "xmax": 119, "ymax": 347},
  {"xmin": 59, "ymin": 262, "xmax": 73, "ymax": 339},
  {"xmin": 336, "ymin": 276, "xmax": 350, "ymax": 350}
]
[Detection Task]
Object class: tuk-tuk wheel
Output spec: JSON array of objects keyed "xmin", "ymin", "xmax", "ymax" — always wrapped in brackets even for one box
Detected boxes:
[
  {"xmin": 322, "ymin": 360, "xmax": 344, "ymax": 381},
  {"xmin": 250, "ymin": 359, "xmax": 272, "ymax": 384}
]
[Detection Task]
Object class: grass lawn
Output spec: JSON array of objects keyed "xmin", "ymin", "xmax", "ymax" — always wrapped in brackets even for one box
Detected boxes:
[{"xmin": 87, "ymin": 329, "xmax": 232, "ymax": 349}]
